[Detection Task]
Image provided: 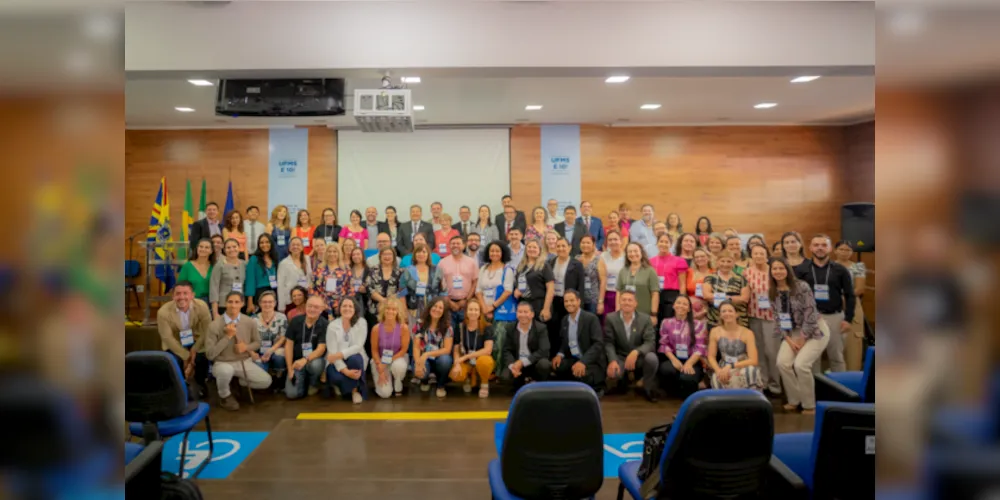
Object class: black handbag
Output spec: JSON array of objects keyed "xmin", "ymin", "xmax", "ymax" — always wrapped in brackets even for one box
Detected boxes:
[
  {"xmin": 637, "ymin": 423, "xmax": 672, "ymax": 498},
  {"xmin": 160, "ymin": 471, "xmax": 204, "ymax": 500}
]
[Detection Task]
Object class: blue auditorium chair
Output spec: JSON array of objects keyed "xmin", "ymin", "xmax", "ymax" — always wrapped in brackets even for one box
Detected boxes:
[
  {"xmin": 126, "ymin": 440, "xmax": 164, "ymax": 498},
  {"xmin": 814, "ymin": 346, "xmax": 874, "ymax": 403},
  {"xmin": 126, "ymin": 351, "xmax": 214, "ymax": 478},
  {"xmin": 771, "ymin": 402, "xmax": 875, "ymax": 499},
  {"xmin": 489, "ymin": 382, "xmax": 604, "ymax": 500},
  {"xmin": 932, "ymin": 371, "xmax": 1000, "ymax": 447},
  {"xmin": 617, "ymin": 389, "xmax": 776, "ymax": 500}
]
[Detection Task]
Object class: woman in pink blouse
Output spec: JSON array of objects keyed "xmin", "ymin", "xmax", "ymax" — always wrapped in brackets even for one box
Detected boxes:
[
  {"xmin": 649, "ymin": 233, "xmax": 689, "ymax": 327},
  {"xmin": 656, "ymin": 295, "xmax": 707, "ymax": 397},
  {"xmin": 339, "ymin": 209, "xmax": 369, "ymax": 250}
]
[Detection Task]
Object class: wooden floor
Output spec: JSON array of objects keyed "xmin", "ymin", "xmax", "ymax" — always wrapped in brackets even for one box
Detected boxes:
[{"xmin": 194, "ymin": 385, "xmax": 816, "ymax": 500}]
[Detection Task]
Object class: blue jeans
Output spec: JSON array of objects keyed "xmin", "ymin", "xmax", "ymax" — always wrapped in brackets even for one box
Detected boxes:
[
  {"xmin": 254, "ymin": 351, "xmax": 286, "ymax": 373},
  {"xmin": 419, "ymin": 354, "xmax": 454, "ymax": 388},
  {"xmin": 284, "ymin": 358, "xmax": 325, "ymax": 400},
  {"xmin": 450, "ymin": 309, "xmax": 465, "ymax": 331},
  {"xmin": 327, "ymin": 354, "xmax": 367, "ymax": 397}
]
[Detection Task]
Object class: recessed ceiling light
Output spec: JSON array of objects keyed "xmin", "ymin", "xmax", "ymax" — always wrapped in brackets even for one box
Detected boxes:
[
  {"xmin": 640, "ymin": 104, "xmax": 662, "ymax": 110},
  {"xmin": 754, "ymin": 102, "xmax": 778, "ymax": 109},
  {"xmin": 175, "ymin": 107, "xmax": 195, "ymax": 113},
  {"xmin": 790, "ymin": 76, "xmax": 821, "ymax": 83},
  {"xmin": 413, "ymin": 105, "xmax": 425, "ymax": 111},
  {"xmin": 188, "ymin": 79, "xmax": 214, "ymax": 87},
  {"xmin": 525, "ymin": 105, "xmax": 543, "ymax": 111},
  {"xmin": 401, "ymin": 76, "xmax": 421, "ymax": 84},
  {"xmin": 605, "ymin": 76, "xmax": 630, "ymax": 84}
]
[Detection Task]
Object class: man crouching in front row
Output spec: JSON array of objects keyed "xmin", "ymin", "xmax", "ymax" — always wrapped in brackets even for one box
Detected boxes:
[{"xmin": 205, "ymin": 292, "xmax": 273, "ymax": 410}]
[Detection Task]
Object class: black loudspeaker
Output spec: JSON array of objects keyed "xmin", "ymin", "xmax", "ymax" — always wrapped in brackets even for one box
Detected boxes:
[{"xmin": 841, "ymin": 203, "xmax": 874, "ymax": 252}]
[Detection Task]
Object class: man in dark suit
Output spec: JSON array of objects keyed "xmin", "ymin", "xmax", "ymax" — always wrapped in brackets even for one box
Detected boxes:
[
  {"xmin": 552, "ymin": 290, "xmax": 606, "ymax": 393},
  {"xmin": 188, "ymin": 202, "xmax": 223, "ymax": 253},
  {"xmin": 453, "ymin": 205, "xmax": 475, "ymax": 237},
  {"xmin": 501, "ymin": 301, "xmax": 552, "ymax": 388},
  {"xmin": 580, "ymin": 201, "xmax": 605, "ymax": 251},
  {"xmin": 603, "ymin": 290, "xmax": 660, "ymax": 402},
  {"xmin": 554, "ymin": 205, "xmax": 587, "ymax": 257},
  {"xmin": 397, "ymin": 204, "xmax": 435, "ymax": 257},
  {"xmin": 494, "ymin": 195, "xmax": 526, "ymax": 239}
]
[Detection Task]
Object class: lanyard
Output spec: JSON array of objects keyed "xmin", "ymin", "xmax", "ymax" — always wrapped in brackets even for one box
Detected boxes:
[
  {"xmin": 811, "ymin": 264, "xmax": 831, "ymax": 287},
  {"xmin": 302, "ymin": 319, "xmax": 317, "ymax": 351},
  {"xmin": 464, "ymin": 326, "xmax": 478, "ymax": 353}
]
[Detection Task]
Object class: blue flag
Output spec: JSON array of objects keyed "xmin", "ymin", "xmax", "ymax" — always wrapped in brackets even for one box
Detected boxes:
[{"xmin": 224, "ymin": 181, "xmax": 234, "ymax": 216}]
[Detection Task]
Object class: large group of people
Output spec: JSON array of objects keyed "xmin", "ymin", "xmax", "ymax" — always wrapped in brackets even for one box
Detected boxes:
[{"xmin": 159, "ymin": 195, "xmax": 867, "ymax": 415}]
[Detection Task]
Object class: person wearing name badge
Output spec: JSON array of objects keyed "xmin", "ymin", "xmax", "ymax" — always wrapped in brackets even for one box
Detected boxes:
[
  {"xmin": 433, "ymin": 214, "xmax": 460, "ymax": 259},
  {"xmin": 324, "ymin": 298, "xmax": 369, "ymax": 404},
  {"xmin": 833, "ymin": 240, "xmax": 868, "ymax": 372},
  {"xmin": 600, "ymin": 230, "xmax": 626, "ymax": 320},
  {"xmin": 616, "ymin": 243, "xmax": 659, "ymax": 324},
  {"xmin": 449, "ymin": 300, "xmax": 497, "ymax": 397},
  {"xmin": 674, "ymin": 232, "xmax": 698, "ymax": 268},
  {"xmin": 438, "ymin": 235, "xmax": 480, "ymax": 328},
  {"xmin": 156, "ymin": 281, "xmax": 212, "ymax": 399},
  {"xmin": 277, "ymin": 237, "xmax": 312, "ymax": 312},
  {"xmin": 252, "ymin": 291, "xmax": 288, "ymax": 378},
  {"xmin": 401, "ymin": 243, "xmax": 442, "ymax": 325},
  {"xmin": 702, "ymin": 253, "xmax": 750, "ymax": 331},
  {"xmin": 266, "ymin": 204, "xmax": 292, "ymax": 262},
  {"xmin": 506, "ymin": 227, "xmax": 526, "ymax": 271},
  {"xmin": 579, "ymin": 201, "xmax": 605, "ymax": 251},
  {"xmin": 656, "ymin": 295, "xmax": 707, "ymax": 398},
  {"xmin": 526, "ymin": 206, "xmax": 551, "ymax": 243},
  {"xmin": 294, "ymin": 209, "xmax": 315, "ymax": 256},
  {"xmin": 284, "ymin": 296, "xmax": 330, "ymax": 400},
  {"xmin": 339, "ymin": 209, "xmax": 369, "ymax": 250},
  {"xmin": 309, "ymin": 237, "xmax": 327, "ymax": 273},
  {"xmin": 576, "ymin": 235, "xmax": 607, "ymax": 315},
  {"xmin": 694, "ymin": 216, "xmax": 714, "ymax": 248},
  {"xmin": 476, "ymin": 240, "xmax": 518, "ymax": 364},
  {"xmin": 411, "ymin": 298, "xmax": 454, "ymax": 398},
  {"xmin": 453, "ymin": 205, "xmax": 475, "ymax": 239},
  {"xmin": 547, "ymin": 238, "xmax": 584, "ymax": 352},
  {"xmin": 771, "ymin": 257, "xmax": 829, "ymax": 414},
  {"xmin": 370, "ymin": 297, "xmax": 411, "ymax": 398},
  {"xmin": 399, "ymin": 234, "xmax": 441, "ymax": 267},
  {"xmin": 513, "ymin": 239, "xmax": 555, "ymax": 323},
  {"xmin": 188, "ymin": 201, "xmax": 224, "ymax": 253},
  {"xmin": 340, "ymin": 234, "xmax": 358, "ymax": 266},
  {"xmin": 366, "ymin": 247, "xmax": 406, "ymax": 317},
  {"xmin": 649, "ymin": 233, "xmax": 689, "ymax": 326},
  {"xmin": 643, "ymin": 221, "xmax": 670, "ymax": 259},
  {"xmin": 607, "ymin": 210, "xmax": 630, "ymax": 246},
  {"xmin": 346, "ymin": 248, "xmax": 370, "ymax": 324},
  {"xmin": 745, "ymin": 244, "xmax": 781, "ymax": 395},
  {"xmin": 312, "ymin": 207, "xmax": 341, "ymax": 245},
  {"xmin": 380, "ymin": 206, "xmax": 401, "ymax": 250},
  {"xmin": 603, "ymin": 290, "xmax": 659, "ymax": 402},
  {"xmin": 466, "ymin": 233, "xmax": 484, "ymax": 267},
  {"xmin": 312, "ymin": 243, "xmax": 351, "ymax": 319},
  {"xmin": 741, "ymin": 236, "xmax": 766, "ymax": 269},
  {"xmin": 222, "ymin": 210, "xmax": 248, "ymax": 259},
  {"xmin": 629, "ymin": 204, "xmax": 657, "ymax": 248},
  {"xmin": 793, "ymin": 234, "xmax": 855, "ymax": 373},
  {"xmin": 685, "ymin": 249, "xmax": 714, "ymax": 322},
  {"xmin": 209, "ymin": 239, "xmax": 247, "ymax": 318},
  {"xmin": 285, "ymin": 286, "xmax": 308, "ymax": 321},
  {"xmin": 725, "ymin": 236, "xmax": 749, "ymax": 275},
  {"xmin": 780, "ymin": 231, "xmax": 807, "ymax": 268},
  {"xmin": 245, "ymin": 234, "xmax": 279, "ymax": 314},
  {"xmin": 398, "ymin": 205, "xmax": 435, "ymax": 257},
  {"xmin": 500, "ymin": 301, "xmax": 551, "ymax": 390},
  {"xmin": 178, "ymin": 238, "xmax": 216, "ymax": 304},
  {"xmin": 705, "ymin": 234, "xmax": 727, "ymax": 266},
  {"xmin": 554, "ymin": 205, "xmax": 586, "ymax": 258},
  {"xmin": 706, "ymin": 301, "xmax": 763, "ymax": 391},
  {"xmin": 497, "ymin": 204, "xmax": 527, "ymax": 243},
  {"xmin": 205, "ymin": 292, "xmax": 272, "ymax": 411},
  {"xmin": 471, "ymin": 204, "xmax": 499, "ymax": 248},
  {"xmin": 551, "ymin": 290, "xmax": 606, "ymax": 393},
  {"xmin": 365, "ymin": 233, "xmax": 400, "ymax": 268}
]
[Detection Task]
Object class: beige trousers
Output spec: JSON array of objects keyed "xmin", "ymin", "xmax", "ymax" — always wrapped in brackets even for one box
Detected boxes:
[{"xmin": 777, "ymin": 321, "xmax": 831, "ymax": 410}]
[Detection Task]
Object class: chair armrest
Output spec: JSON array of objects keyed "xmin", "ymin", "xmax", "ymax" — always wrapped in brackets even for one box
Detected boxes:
[
  {"xmin": 125, "ymin": 441, "xmax": 163, "ymax": 496},
  {"xmin": 767, "ymin": 455, "xmax": 808, "ymax": 500},
  {"xmin": 814, "ymin": 373, "xmax": 861, "ymax": 403}
]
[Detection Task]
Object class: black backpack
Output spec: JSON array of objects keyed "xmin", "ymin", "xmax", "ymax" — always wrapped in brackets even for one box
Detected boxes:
[{"xmin": 160, "ymin": 472, "xmax": 204, "ymax": 500}]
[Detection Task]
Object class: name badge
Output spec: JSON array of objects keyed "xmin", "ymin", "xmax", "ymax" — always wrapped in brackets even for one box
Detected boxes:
[
  {"xmin": 569, "ymin": 340, "xmax": 581, "ymax": 357},
  {"xmin": 180, "ymin": 329, "xmax": 194, "ymax": 348},
  {"xmin": 757, "ymin": 295, "xmax": 771, "ymax": 310},
  {"xmin": 584, "ymin": 279, "xmax": 592, "ymax": 290},
  {"xmin": 277, "ymin": 236, "xmax": 286, "ymax": 246},
  {"xmin": 351, "ymin": 278, "xmax": 362, "ymax": 292},
  {"xmin": 231, "ymin": 281, "xmax": 243, "ymax": 293},
  {"xmin": 865, "ymin": 435, "xmax": 875, "ymax": 455},
  {"xmin": 297, "ymin": 277, "xmax": 309, "ymax": 287},
  {"xmin": 658, "ymin": 276, "xmax": 666, "ymax": 290},
  {"xmin": 676, "ymin": 344, "xmax": 689, "ymax": 359},
  {"xmin": 814, "ymin": 284, "xmax": 830, "ymax": 302},
  {"xmin": 518, "ymin": 275, "xmax": 527, "ymax": 292},
  {"xmin": 425, "ymin": 343, "xmax": 439, "ymax": 353},
  {"xmin": 452, "ymin": 276, "xmax": 464, "ymax": 290},
  {"xmin": 554, "ymin": 280, "xmax": 565, "ymax": 295},
  {"xmin": 779, "ymin": 312, "xmax": 793, "ymax": 331},
  {"xmin": 391, "ymin": 238, "xmax": 397, "ymax": 247},
  {"xmin": 268, "ymin": 275, "xmax": 278, "ymax": 289},
  {"xmin": 325, "ymin": 277, "xmax": 339, "ymax": 292},
  {"xmin": 713, "ymin": 292, "xmax": 727, "ymax": 308},
  {"xmin": 469, "ymin": 357, "xmax": 477, "ymax": 366},
  {"xmin": 607, "ymin": 275, "xmax": 617, "ymax": 288},
  {"xmin": 723, "ymin": 355, "xmax": 738, "ymax": 366},
  {"xmin": 625, "ymin": 285, "xmax": 637, "ymax": 293},
  {"xmin": 695, "ymin": 283, "xmax": 703, "ymax": 297},
  {"xmin": 261, "ymin": 339, "xmax": 272, "ymax": 351},
  {"xmin": 354, "ymin": 237, "xmax": 362, "ymax": 246},
  {"xmin": 438, "ymin": 243, "xmax": 447, "ymax": 254},
  {"xmin": 325, "ymin": 236, "xmax": 333, "ymax": 244},
  {"xmin": 484, "ymin": 288, "xmax": 497, "ymax": 302},
  {"xmin": 301, "ymin": 237, "xmax": 310, "ymax": 247},
  {"xmin": 302, "ymin": 342, "xmax": 313, "ymax": 357},
  {"xmin": 381, "ymin": 349, "xmax": 394, "ymax": 364}
]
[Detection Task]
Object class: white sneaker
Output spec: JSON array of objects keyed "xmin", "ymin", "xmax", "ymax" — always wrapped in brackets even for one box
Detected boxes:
[
  {"xmin": 352, "ymin": 391, "xmax": 363, "ymax": 404},
  {"xmin": 463, "ymin": 380, "xmax": 473, "ymax": 394},
  {"xmin": 308, "ymin": 386, "xmax": 319, "ymax": 397},
  {"xmin": 436, "ymin": 387, "xmax": 447, "ymax": 398},
  {"xmin": 420, "ymin": 384, "xmax": 431, "ymax": 393},
  {"xmin": 334, "ymin": 386, "xmax": 343, "ymax": 397},
  {"xmin": 479, "ymin": 383, "xmax": 490, "ymax": 399}
]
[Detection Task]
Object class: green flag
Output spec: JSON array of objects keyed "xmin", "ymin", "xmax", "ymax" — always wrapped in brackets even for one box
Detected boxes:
[
  {"xmin": 180, "ymin": 179, "xmax": 194, "ymax": 259},
  {"xmin": 197, "ymin": 178, "xmax": 207, "ymax": 220}
]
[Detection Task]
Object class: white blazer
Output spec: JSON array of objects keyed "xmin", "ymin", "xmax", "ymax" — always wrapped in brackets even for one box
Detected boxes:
[
  {"xmin": 325, "ymin": 316, "xmax": 370, "ymax": 371},
  {"xmin": 277, "ymin": 256, "xmax": 312, "ymax": 311}
]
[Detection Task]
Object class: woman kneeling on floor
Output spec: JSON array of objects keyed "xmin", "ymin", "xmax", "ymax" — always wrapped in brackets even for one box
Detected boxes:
[
  {"xmin": 412, "ymin": 297, "xmax": 455, "ymax": 398},
  {"xmin": 707, "ymin": 301, "xmax": 763, "ymax": 391},
  {"xmin": 325, "ymin": 298, "xmax": 369, "ymax": 404},
  {"xmin": 657, "ymin": 295, "xmax": 707, "ymax": 398},
  {"xmin": 449, "ymin": 300, "xmax": 496, "ymax": 398},
  {"xmin": 370, "ymin": 297, "xmax": 411, "ymax": 398}
]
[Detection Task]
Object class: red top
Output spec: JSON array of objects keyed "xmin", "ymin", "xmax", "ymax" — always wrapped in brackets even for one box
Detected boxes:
[
  {"xmin": 295, "ymin": 226, "xmax": 315, "ymax": 255},
  {"xmin": 434, "ymin": 228, "xmax": 460, "ymax": 257}
]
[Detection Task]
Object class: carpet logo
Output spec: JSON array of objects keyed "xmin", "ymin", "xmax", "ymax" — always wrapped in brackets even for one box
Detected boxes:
[{"xmin": 162, "ymin": 431, "xmax": 269, "ymax": 479}]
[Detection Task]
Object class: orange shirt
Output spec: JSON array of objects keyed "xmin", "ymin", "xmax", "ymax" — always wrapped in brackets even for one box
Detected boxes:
[
  {"xmin": 223, "ymin": 229, "xmax": 247, "ymax": 255},
  {"xmin": 295, "ymin": 226, "xmax": 315, "ymax": 255},
  {"xmin": 433, "ymin": 228, "xmax": 460, "ymax": 257}
]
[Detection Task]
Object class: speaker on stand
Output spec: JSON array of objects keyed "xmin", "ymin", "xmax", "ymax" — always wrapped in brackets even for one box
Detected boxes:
[{"xmin": 841, "ymin": 202, "xmax": 875, "ymax": 348}]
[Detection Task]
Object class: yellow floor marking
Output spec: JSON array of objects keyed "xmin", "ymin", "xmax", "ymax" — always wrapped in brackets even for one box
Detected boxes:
[{"xmin": 297, "ymin": 411, "xmax": 509, "ymax": 421}]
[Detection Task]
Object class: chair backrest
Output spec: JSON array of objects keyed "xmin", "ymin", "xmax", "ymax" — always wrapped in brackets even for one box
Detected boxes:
[
  {"xmin": 125, "ymin": 260, "xmax": 141, "ymax": 279},
  {"xmin": 0, "ymin": 377, "xmax": 89, "ymax": 470},
  {"xmin": 810, "ymin": 402, "xmax": 875, "ymax": 500},
  {"xmin": 860, "ymin": 346, "xmax": 875, "ymax": 403},
  {"xmin": 659, "ymin": 389, "xmax": 774, "ymax": 500},
  {"xmin": 125, "ymin": 351, "xmax": 191, "ymax": 423},
  {"xmin": 928, "ymin": 448, "xmax": 1000, "ymax": 499},
  {"xmin": 500, "ymin": 382, "xmax": 604, "ymax": 499}
]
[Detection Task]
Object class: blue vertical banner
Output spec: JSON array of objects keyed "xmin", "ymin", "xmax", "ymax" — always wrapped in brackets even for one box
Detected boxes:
[
  {"xmin": 268, "ymin": 128, "xmax": 309, "ymax": 224},
  {"xmin": 540, "ymin": 125, "xmax": 581, "ymax": 212}
]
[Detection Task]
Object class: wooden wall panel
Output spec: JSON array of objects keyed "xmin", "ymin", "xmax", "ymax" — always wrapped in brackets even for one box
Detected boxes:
[
  {"xmin": 509, "ymin": 126, "xmax": 541, "ymax": 212},
  {"xmin": 844, "ymin": 121, "xmax": 875, "ymax": 203},
  {"xmin": 305, "ymin": 127, "xmax": 338, "ymax": 221}
]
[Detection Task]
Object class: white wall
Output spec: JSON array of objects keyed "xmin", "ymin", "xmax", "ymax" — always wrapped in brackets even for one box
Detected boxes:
[{"xmin": 337, "ymin": 129, "xmax": 511, "ymax": 222}]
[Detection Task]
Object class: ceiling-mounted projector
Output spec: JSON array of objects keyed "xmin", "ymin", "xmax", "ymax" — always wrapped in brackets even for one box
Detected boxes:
[{"xmin": 353, "ymin": 88, "xmax": 414, "ymax": 132}]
